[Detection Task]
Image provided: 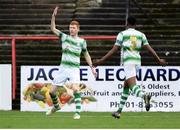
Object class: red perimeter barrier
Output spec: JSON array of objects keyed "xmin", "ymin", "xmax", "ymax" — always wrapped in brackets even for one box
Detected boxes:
[{"xmin": 0, "ymin": 35, "xmax": 116, "ymax": 100}]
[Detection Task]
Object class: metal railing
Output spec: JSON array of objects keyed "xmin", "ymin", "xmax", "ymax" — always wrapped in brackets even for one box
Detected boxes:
[{"xmin": 0, "ymin": 35, "xmax": 116, "ymax": 100}]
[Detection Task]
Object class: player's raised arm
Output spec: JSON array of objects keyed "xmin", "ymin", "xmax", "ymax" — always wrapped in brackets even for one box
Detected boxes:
[
  {"xmin": 93, "ymin": 45, "xmax": 120, "ymax": 67},
  {"xmin": 51, "ymin": 6, "xmax": 61, "ymax": 36},
  {"xmin": 143, "ymin": 44, "xmax": 167, "ymax": 66}
]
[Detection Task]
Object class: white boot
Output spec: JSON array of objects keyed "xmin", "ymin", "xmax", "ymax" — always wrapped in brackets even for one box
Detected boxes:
[
  {"xmin": 46, "ymin": 107, "xmax": 59, "ymax": 116},
  {"xmin": 73, "ymin": 113, "xmax": 80, "ymax": 120}
]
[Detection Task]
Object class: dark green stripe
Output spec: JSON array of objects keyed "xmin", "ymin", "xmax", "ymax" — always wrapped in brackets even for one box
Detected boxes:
[
  {"xmin": 133, "ymin": 87, "xmax": 139, "ymax": 94},
  {"xmin": 123, "ymin": 46, "xmax": 141, "ymax": 51},
  {"xmin": 117, "ymin": 108, "xmax": 122, "ymax": 113},
  {"xmin": 142, "ymin": 39, "xmax": 148, "ymax": 45},
  {"xmin": 61, "ymin": 60, "xmax": 80, "ymax": 68},
  {"xmin": 53, "ymin": 100, "xmax": 58, "ymax": 104},
  {"xmin": 82, "ymin": 48, "xmax": 87, "ymax": 53},
  {"xmin": 76, "ymin": 106, "xmax": 81, "ymax": 109},
  {"xmin": 52, "ymin": 97, "xmax": 58, "ymax": 101},
  {"xmin": 121, "ymin": 95, "xmax": 128, "ymax": 100},
  {"xmin": 120, "ymin": 101, "xmax": 125, "ymax": 105},
  {"xmin": 123, "ymin": 87, "xmax": 130, "ymax": 94},
  {"xmin": 123, "ymin": 35, "xmax": 143, "ymax": 41},
  {"xmin": 75, "ymin": 100, "xmax": 81, "ymax": 104},
  {"xmin": 58, "ymin": 32, "xmax": 63, "ymax": 38},
  {"xmin": 74, "ymin": 93, "xmax": 81, "ymax": 98},
  {"xmin": 65, "ymin": 38, "xmax": 78, "ymax": 46},
  {"xmin": 54, "ymin": 104, "xmax": 60, "ymax": 109},
  {"xmin": 63, "ymin": 49, "xmax": 80, "ymax": 57},
  {"xmin": 50, "ymin": 93, "xmax": 56, "ymax": 98},
  {"xmin": 136, "ymin": 90, "xmax": 141, "ymax": 97},
  {"xmin": 123, "ymin": 57, "xmax": 141, "ymax": 62},
  {"xmin": 54, "ymin": 104, "xmax": 59, "ymax": 107},
  {"xmin": 75, "ymin": 112, "xmax": 80, "ymax": 114}
]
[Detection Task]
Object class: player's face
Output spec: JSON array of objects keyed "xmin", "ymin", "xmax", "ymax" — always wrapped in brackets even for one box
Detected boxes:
[{"xmin": 69, "ymin": 24, "xmax": 79, "ymax": 37}]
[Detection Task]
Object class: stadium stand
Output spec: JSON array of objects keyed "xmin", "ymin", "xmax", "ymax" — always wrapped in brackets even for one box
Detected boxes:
[{"xmin": 0, "ymin": 0, "xmax": 180, "ymax": 109}]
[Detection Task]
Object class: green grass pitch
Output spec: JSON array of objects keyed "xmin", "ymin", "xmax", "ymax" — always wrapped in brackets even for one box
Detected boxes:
[{"xmin": 0, "ymin": 110, "xmax": 180, "ymax": 128}]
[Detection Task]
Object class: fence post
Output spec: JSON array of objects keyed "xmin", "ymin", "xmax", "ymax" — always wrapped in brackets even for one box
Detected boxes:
[
  {"xmin": 125, "ymin": 0, "xmax": 130, "ymax": 28},
  {"xmin": 12, "ymin": 37, "xmax": 16, "ymax": 100}
]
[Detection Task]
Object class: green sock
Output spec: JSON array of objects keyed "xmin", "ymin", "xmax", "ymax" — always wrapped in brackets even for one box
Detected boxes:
[
  {"xmin": 74, "ymin": 92, "xmax": 81, "ymax": 115},
  {"xmin": 49, "ymin": 92, "xmax": 60, "ymax": 110},
  {"xmin": 131, "ymin": 85, "xmax": 144, "ymax": 98},
  {"xmin": 117, "ymin": 87, "xmax": 130, "ymax": 113}
]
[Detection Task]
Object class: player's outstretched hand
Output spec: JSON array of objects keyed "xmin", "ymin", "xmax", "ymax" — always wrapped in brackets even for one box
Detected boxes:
[
  {"xmin": 93, "ymin": 59, "xmax": 103, "ymax": 67},
  {"xmin": 90, "ymin": 66, "xmax": 97, "ymax": 78},
  {"xmin": 159, "ymin": 59, "xmax": 167, "ymax": 66},
  {"xmin": 52, "ymin": 6, "xmax": 59, "ymax": 16}
]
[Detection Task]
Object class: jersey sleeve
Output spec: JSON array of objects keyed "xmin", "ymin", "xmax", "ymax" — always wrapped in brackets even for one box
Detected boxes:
[
  {"xmin": 115, "ymin": 32, "xmax": 123, "ymax": 46},
  {"xmin": 142, "ymin": 33, "xmax": 149, "ymax": 46},
  {"xmin": 82, "ymin": 40, "xmax": 88, "ymax": 53},
  {"xmin": 58, "ymin": 31, "xmax": 67, "ymax": 42}
]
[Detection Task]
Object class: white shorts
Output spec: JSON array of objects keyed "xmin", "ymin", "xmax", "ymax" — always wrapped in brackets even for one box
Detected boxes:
[
  {"xmin": 52, "ymin": 67, "xmax": 80, "ymax": 86},
  {"xmin": 124, "ymin": 64, "xmax": 140, "ymax": 80}
]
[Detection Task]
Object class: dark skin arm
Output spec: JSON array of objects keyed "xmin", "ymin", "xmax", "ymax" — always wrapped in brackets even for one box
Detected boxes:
[
  {"xmin": 93, "ymin": 43, "xmax": 167, "ymax": 67},
  {"xmin": 93, "ymin": 45, "xmax": 120, "ymax": 67},
  {"xmin": 143, "ymin": 44, "xmax": 167, "ymax": 66}
]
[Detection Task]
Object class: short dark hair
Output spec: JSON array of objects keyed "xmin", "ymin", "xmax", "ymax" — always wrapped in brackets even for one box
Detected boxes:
[{"xmin": 127, "ymin": 16, "xmax": 136, "ymax": 26}]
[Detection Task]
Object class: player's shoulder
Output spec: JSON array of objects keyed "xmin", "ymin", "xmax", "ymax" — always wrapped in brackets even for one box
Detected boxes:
[
  {"xmin": 77, "ymin": 36, "xmax": 86, "ymax": 43},
  {"xmin": 119, "ymin": 29, "xmax": 131, "ymax": 36},
  {"xmin": 117, "ymin": 31, "xmax": 123, "ymax": 37},
  {"xmin": 78, "ymin": 36, "xmax": 85, "ymax": 41}
]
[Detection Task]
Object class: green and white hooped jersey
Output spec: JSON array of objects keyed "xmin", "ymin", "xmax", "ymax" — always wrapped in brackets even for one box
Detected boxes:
[
  {"xmin": 58, "ymin": 32, "xmax": 87, "ymax": 68},
  {"xmin": 115, "ymin": 28, "xmax": 149, "ymax": 65}
]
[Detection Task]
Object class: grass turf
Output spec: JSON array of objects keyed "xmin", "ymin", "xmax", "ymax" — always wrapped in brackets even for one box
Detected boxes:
[{"xmin": 0, "ymin": 110, "xmax": 180, "ymax": 128}]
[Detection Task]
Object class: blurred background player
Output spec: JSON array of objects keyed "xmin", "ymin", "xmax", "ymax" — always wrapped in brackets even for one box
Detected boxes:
[
  {"xmin": 93, "ymin": 16, "xmax": 167, "ymax": 119},
  {"xmin": 46, "ymin": 6, "xmax": 97, "ymax": 119}
]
